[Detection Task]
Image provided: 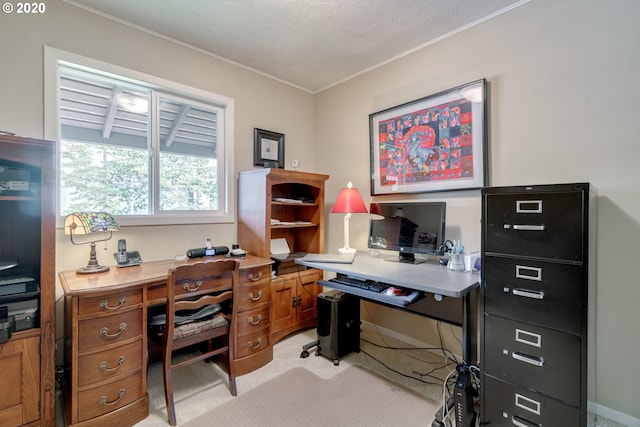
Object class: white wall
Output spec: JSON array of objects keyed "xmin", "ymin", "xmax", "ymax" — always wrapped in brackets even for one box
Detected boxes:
[{"xmin": 315, "ymin": 0, "xmax": 640, "ymax": 421}]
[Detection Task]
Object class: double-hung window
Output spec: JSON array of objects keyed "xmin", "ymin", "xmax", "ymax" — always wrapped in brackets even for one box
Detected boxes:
[{"xmin": 46, "ymin": 48, "xmax": 234, "ymax": 225}]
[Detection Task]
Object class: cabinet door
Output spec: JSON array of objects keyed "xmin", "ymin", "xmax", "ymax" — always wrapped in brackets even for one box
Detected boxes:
[
  {"xmin": 271, "ymin": 277, "xmax": 297, "ymax": 334},
  {"xmin": 296, "ymin": 275, "xmax": 320, "ymax": 325},
  {"xmin": 0, "ymin": 335, "xmax": 40, "ymax": 426}
]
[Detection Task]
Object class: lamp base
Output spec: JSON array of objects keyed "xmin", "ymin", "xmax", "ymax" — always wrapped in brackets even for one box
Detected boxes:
[
  {"xmin": 76, "ymin": 264, "xmax": 110, "ymax": 274},
  {"xmin": 337, "ymin": 247, "xmax": 357, "ymax": 255}
]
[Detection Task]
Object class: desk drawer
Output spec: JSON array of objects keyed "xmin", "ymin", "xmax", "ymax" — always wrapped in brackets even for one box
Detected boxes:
[
  {"xmin": 240, "ymin": 265, "xmax": 271, "ymax": 286},
  {"xmin": 78, "ymin": 341, "xmax": 143, "ymax": 387},
  {"xmin": 235, "ymin": 328, "xmax": 270, "ymax": 358},
  {"xmin": 484, "ymin": 191, "xmax": 585, "ymax": 261},
  {"xmin": 79, "ymin": 289, "xmax": 143, "ymax": 317},
  {"xmin": 76, "ymin": 370, "xmax": 144, "ymax": 422},
  {"xmin": 146, "ymin": 275, "xmax": 233, "ymax": 305},
  {"xmin": 483, "ymin": 314, "xmax": 581, "ymax": 405},
  {"xmin": 79, "ymin": 309, "xmax": 143, "ymax": 352},
  {"xmin": 236, "ymin": 307, "xmax": 270, "ymax": 335},
  {"xmin": 236, "ymin": 280, "xmax": 271, "ymax": 311},
  {"xmin": 483, "ymin": 256, "xmax": 586, "ymax": 334},
  {"xmin": 482, "ymin": 375, "xmax": 580, "ymax": 426}
]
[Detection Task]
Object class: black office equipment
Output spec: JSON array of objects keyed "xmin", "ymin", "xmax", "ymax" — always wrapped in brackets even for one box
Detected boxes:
[
  {"xmin": 481, "ymin": 183, "xmax": 594, "ymax": 426},
  {"xmin": 300, "ymin": 290, "xmax": 360, "ymax": 365},
  {"xmin": 186, "ymin": 246, "xmax": 229, "ymax": 258},
  {"xmin": 368, "ymin": 201, "xmax": 446, "ymax": 264}
]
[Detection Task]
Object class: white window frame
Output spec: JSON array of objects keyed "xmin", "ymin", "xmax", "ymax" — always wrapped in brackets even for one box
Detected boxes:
[{"xmin": 44, "ymin": 46, "xmax": 235, "ymax": 227}]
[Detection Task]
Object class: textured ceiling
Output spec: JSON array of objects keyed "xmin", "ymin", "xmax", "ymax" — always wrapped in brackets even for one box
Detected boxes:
[{"xmin": 64, "ymin": 0, "xmax": 527, "ymax": 93}]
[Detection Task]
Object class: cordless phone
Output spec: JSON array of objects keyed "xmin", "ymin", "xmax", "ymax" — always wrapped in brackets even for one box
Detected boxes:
[
  {"xmin": 113, "ymin": 239, "xmax": 142, "ymax": 267},
  {"xmin": 116, "ymin": 239, "xmax": 129, "ymax": 264}
]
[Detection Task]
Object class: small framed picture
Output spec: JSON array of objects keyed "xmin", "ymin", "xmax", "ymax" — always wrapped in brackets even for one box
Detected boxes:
[{"xmin": 253, "ymin": 128, "xmax": 285, "ymax": 168}]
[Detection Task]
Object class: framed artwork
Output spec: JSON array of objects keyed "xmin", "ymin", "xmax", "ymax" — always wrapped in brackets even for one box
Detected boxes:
[
  {"xmin": 253, "ymin": 128, "xmax": 285, "ymax": 168},
  {"xmin": 369, "ymin": 79, "xmax": 487, "ymax": 195}
]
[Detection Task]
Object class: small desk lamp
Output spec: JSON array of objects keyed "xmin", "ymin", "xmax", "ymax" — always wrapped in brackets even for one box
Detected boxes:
[
  {"xmin": 64, "ymin": 212, "xmax": 119, "ymax": 274},
  {"xmin": 331, "ymin": 182, "xmax": 367, "ymax": 254}
]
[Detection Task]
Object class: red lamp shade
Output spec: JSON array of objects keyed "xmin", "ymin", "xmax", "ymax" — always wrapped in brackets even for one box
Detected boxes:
[{"xmin": 331, "ymin": 183, "xmax": 367, "ymax": 214}]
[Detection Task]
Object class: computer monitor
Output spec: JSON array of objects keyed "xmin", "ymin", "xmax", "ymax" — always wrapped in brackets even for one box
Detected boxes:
[{"xmin": 367, "ymin": 201, "xmax": 446, "ymax": 264}]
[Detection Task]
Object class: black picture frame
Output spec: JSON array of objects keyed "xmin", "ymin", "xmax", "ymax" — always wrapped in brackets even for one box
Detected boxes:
[
  {"xmin": 253, "ymin": 128, "xmax": 285, "ymax": 168},
  {"xmin": 369, "ymin": 79, "xmax": 487, "ymax": 195}
]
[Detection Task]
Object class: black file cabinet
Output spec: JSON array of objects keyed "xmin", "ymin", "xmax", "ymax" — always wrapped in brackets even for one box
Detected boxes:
[{"xmin": 480, "ymin": 183, "xmax": 593, "ymax": 427}]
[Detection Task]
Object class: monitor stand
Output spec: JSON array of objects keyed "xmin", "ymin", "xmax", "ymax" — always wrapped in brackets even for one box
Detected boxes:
[{"xmin": 385, "ymin": 252, "xmax": 425, "ymax": 265}]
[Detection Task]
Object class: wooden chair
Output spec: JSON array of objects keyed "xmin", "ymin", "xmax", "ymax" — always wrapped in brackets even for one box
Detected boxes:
[{"xmin": 149, "ymin": 258, "xmax": 239, "ymax": 426}]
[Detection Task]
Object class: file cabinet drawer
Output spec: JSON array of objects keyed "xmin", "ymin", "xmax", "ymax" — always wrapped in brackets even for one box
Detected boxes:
[
  {"xmin": 482, "ymin": 375, "xmax": 580, "ymax": 427},
  {"xmin": 78, "ymin": 309, "xmax": 143, "ymax": 352},
  {"xmin": 78, "ymin": 341, "xmax": 143, "ymax": 387},
  {"xmin": 484, "ymin": 191, "xmax": 585, "ymax": 261},
  {"xmin": 483, "ymin": 314, "xmax": 581, "ymax": 406},
  {"xmin": 483, "ymin": 256, "xmax": 586, "ymax": 334}
]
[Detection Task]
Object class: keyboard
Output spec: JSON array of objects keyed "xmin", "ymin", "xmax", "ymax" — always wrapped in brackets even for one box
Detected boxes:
[
  {"xmin": 330, "ymin": 275, "xmax": 388, "ymax": 293},
  {"xmin": 321, "ymin": 274, "xmax": 421, "ymax": 307}
]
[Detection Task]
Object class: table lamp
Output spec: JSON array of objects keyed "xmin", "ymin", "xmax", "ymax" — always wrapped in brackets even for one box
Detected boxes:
[
  {"xmin": 331, "ymin": 182, "xmax": 368, "ymax": 254},
  {"xmin": 64, "ymin": 212, "xmax": 119, "ymax": 274}
]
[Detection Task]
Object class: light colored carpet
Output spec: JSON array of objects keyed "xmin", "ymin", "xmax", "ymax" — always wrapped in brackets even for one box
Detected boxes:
[
  {"xmin": 183, "ymin": 365, "xmax": 438, "ymax": 427},
  {"xmin": 136, "ymin": 326, "xmax": 454, "ymax": 426}
]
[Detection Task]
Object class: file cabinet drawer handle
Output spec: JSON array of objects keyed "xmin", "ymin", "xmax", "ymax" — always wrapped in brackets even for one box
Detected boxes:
[
  {"xmin": 511, "ymin": 224, "xmax": 545, "ymax": 231},
  {"xmin": 99, "ymin": 389, "xmax": 126, "ymax": 406},
  {"xmin": 515, "ymin": 393, "xmax": 541, "ymax": 415},
  {"xmin": 99, "ymin": 297, "xmax": 126, "ymax": 311},
  {"xmin": 512, "ymin": 351, "xmax": 544, "ymax": 367},
  {"xmin": 512, "ymin": 289, "xmax": 544, "ymax": 300},
  {"xmin": 512, "ymin": 415, "xmax": 539, "ymax": 427},
  {"xmin": 515, "ymin": 265, "xmax": 542, "ymax": 281}
]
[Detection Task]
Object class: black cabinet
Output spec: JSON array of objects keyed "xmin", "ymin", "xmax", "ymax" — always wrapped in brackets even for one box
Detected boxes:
[{"xmin": 480, "ymin": 183, "xmax": 593, "ymax": 427}]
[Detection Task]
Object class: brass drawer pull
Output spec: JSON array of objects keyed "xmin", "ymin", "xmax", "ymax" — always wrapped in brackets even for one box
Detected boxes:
[
  {"xmin": 248, "ymin": 290, "xmax": 263, "ymax": 301},
  {"xmin": 98, "ymin": 356, "xmax": 126, "ymax": 372},
  {"xmin": 248, "ymin": 271, "xmax": 263, "ymax": 282},
  {"xmin": 99, "ymin": 297, "xmax": 126, "ymax": 311},
  {"xmin": 100, "ymin": 323, "xmax": 127, "ymax": 338},
  {"xmin": 248, "ymin": 338, "xmax": 263, "ymax": 350},
  {"xmin": 183, "ymin": 280, "xmax": 202, "ymax": 292},
  {"xmin": 99, "ymin": 389, "xmax": 126, "ymax": 406},
  {"xmin": 247, "ymin": 314, "xmax": 262, "ymax": 325}
]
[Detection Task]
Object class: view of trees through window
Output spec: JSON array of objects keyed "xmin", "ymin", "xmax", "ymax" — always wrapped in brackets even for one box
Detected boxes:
[{"xmin": 57, "ymin": 63, "xmax": 224, "ymax": 218}]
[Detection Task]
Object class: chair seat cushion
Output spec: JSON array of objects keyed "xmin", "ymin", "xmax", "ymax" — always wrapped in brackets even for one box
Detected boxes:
[{"xmin": 173, "ymin": 313, "xmax": 228, "ymax": 340}]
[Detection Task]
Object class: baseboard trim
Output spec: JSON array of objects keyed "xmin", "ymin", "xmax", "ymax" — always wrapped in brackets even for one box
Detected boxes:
[
  {"xmin": 589, "ymin": 401, "xmax": 640, "ymax": 427},
  {"xmin": 361, "ymin": 321, "xmax": 639, "ymax": 427}
]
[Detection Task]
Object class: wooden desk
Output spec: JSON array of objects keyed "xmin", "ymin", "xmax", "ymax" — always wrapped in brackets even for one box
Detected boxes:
[
  {"xmin": 59, "ymin": 255, "xmax": 273, "ymax": 427},
  {"xmin": 296, "ymin": 253, "xmax": 479, "ymax": 364}
]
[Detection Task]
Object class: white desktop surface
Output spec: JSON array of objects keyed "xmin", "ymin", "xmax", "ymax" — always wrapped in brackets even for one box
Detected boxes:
[{"xmin": 295, "ymin": 252, "xmax": 479, "ymax": 298}]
